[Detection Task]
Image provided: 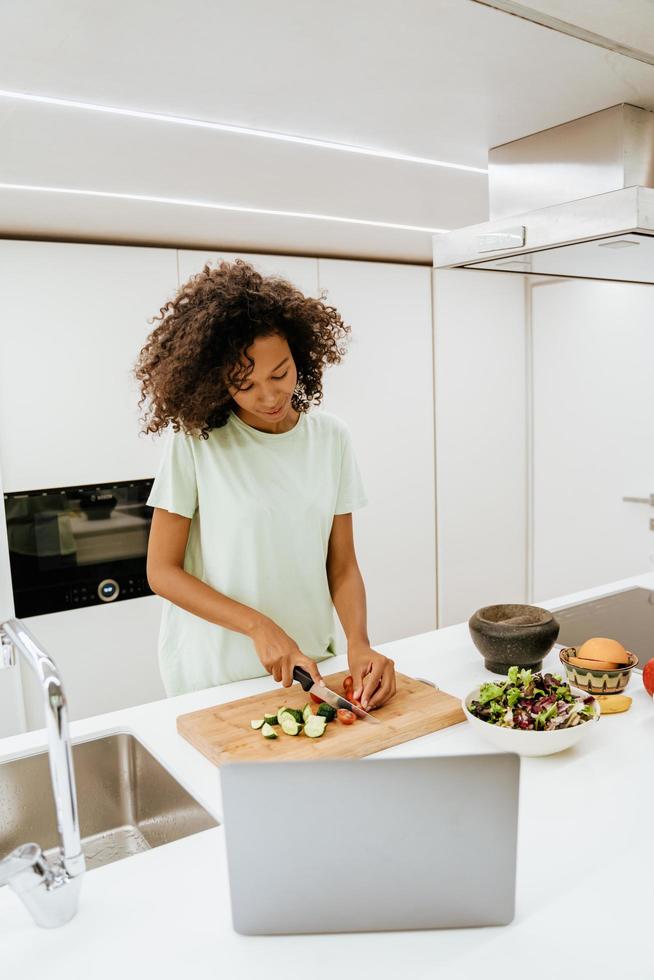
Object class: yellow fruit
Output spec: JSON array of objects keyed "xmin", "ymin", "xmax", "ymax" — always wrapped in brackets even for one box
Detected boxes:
[{"xmin": 596, "ymin": 695, "xmax": 632, "ymax": 715}]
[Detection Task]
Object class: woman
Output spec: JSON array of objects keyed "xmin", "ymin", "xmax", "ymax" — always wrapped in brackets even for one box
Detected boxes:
[{"xmin": 135, "ymin": 258, "xmax": 396, "ymax": 710}]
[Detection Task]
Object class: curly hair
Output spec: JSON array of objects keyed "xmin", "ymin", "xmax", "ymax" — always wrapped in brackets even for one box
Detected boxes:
[{"xmin": 134, "ymin": 258, "xmax": 351, "ymax": 440}]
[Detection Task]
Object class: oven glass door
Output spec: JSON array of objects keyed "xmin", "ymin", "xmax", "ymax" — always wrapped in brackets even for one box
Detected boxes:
[{"xmin": 4, "ymin": 479, "xmax": 154, "ymax": 616}]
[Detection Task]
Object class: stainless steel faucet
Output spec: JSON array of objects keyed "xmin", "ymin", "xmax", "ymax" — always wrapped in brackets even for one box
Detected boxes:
[{"xmin": 0, "ymin": 618, "xmax": 85, "ymax": 927}]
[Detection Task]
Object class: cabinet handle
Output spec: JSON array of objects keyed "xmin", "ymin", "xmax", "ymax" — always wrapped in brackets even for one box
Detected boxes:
[{"xmin": 622, "ymin": 494, "xmax": 654, "ymax": 506}]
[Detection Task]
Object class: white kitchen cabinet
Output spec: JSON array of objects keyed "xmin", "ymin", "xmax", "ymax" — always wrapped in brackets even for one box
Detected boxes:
[
  {"xmin": 177, "ymin": 250, "xmax": 319, "ymax": 296},
  {"xmin": 317, "ymin": 259, "xmax": 437, "ymax": 648},
  {"xmin": 0, "ymin": 241, "xmax": 437, "ymax": 732},
  {"xmin": 0, "ymin": 240, "xmax": 178, "ymax": 731},
  {"xmin": 0, "ymin": 240, "xmax": 180, "ymax": 489},
  {"xmin": 180, "ymin": 251, "xmax": 437, "ymax": 649},
  {"xmin": 179, "ymin": 250, "xmax": 437, "ymax": 646},
  {"xmin": 531, "ymin": 277, "xmax": 654, "ymax": 599},
  {"xmin": 17, "ymin": 596, "xmax": 166, "ymax": 731},
  {"xmin": 433, "ymin": 269, "xmax": 528, "ymax": 627},
  {"xmin": 0, "ymin": 455, "xmax": 25, "ymax": 737}
]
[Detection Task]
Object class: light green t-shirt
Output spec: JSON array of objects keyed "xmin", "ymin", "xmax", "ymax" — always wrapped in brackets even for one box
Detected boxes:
[{"xmin": 146, "ymin": 408, "xmax": 368, "ymax": 696}]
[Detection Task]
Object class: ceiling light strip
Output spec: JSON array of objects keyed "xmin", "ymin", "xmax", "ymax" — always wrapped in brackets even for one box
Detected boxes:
[
  {"xmin": 0, "ymin": 89, "xmax": 487, "ymax": 175},
  {"xmin": 0, "ymin": 182, "xmax": 449, "ymax": 234}
]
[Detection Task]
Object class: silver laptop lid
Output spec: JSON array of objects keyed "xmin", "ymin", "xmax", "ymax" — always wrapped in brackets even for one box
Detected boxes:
[{"xmin": 221, "ymin": 753, "xmax": 519, "ymax": 935}]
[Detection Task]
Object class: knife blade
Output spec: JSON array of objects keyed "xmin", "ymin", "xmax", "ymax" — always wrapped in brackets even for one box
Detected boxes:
[{"xmin": 292, "ymin": 666, "xmax": 380, "ymax": 725}]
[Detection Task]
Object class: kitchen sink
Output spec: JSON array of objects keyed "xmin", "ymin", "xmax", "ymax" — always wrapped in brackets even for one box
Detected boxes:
[{"xmin": 0, "ymin": 732, "xmax": 218, "ymax": 878}]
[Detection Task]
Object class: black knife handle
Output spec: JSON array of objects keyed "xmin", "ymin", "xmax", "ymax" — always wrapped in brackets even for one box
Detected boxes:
[{"xmin": 292, "ymin": 665, "xmax": 314, "ymax": 692}]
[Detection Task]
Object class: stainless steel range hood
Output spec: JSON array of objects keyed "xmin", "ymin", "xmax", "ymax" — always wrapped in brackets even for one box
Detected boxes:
[{"xmin": 433, "ymin": 104, "xmax": 654, "ymax": 284}]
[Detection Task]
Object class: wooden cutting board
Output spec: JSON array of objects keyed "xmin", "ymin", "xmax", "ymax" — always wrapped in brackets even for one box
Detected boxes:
[{"xmin": 177, "ymin": 670, "xmax": 466, "ymax": 765}]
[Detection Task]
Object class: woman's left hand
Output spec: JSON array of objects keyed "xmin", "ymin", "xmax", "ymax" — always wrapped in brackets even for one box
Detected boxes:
[{"xmin": 347, "ymin": 642, "xmax": 396, "ymax": 710}]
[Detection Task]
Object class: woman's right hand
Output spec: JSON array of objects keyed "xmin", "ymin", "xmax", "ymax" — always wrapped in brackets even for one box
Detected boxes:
[{"xmin": 250, "ymin": 617, "xmax": 323, "ymax": 688}]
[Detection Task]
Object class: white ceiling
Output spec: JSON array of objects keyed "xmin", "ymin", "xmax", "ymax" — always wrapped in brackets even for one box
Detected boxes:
[{"xmin": 2, "ymin": 0, "xmax": 654, "ymax": 263}]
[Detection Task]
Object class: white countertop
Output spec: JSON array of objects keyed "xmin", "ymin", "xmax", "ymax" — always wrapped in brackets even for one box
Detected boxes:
[{"xmin": 2, "ymin": 571, "xmax": 653, "ymax": 979}]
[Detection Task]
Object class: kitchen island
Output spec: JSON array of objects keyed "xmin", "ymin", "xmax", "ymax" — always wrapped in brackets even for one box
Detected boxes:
[{"xmin": 2, "ymin": 571, "xmax": 653, "ymax": 980}]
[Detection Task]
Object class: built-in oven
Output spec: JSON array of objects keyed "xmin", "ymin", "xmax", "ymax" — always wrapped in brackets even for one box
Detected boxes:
[{"xmin": 4, "ymin": 478, "xmax": 155, "ymax": 617}]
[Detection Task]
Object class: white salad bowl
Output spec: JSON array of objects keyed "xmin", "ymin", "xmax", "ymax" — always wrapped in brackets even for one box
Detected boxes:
[{"xmin": 462, "ymin": 683, "xmax": 600, "ymax": 757}]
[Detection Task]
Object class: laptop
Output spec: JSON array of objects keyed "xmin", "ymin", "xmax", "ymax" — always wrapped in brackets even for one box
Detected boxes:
[{"xmin": 221, "ymin": 753, "xmax": 520, "ymax": 935}]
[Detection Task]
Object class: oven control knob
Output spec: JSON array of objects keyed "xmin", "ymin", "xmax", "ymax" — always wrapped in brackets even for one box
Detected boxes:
[{"xmin": 98, "ymin": 578, "xmax": 120, "ymax": 602}]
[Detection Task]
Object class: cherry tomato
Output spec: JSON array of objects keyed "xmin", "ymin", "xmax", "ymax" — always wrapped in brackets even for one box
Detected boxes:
[
  {"xmin": 310, "ymin": 692, "xmax": 323, "ymax": 704},
  {"xmin": 337, "ymin": 708, "xmax": 356, "ymax": 725},
  {"xmin": 342, "ymin": 675, "xmax": 362, "ymax": 707}
]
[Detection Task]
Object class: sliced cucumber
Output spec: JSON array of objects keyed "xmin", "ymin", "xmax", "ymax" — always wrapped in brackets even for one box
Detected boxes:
[
  {"xmin": 316, "ymin": 703, "xmax": 336, "ymax": 722},
  {"xmin": 280, "ymin": 714, "xmax": 302, "ymax": 736},
  {"xmin": 302, "ymin": 703, "xmax": 313, "ymax": 724},
  {"xmin": 304, "ymin": 715, "xmax": 327, "ymax": 738},
  {"xmin": 250, "ymin": 718, "xmax": 265, "ymax": 730},
  {"xmin": 277, "ymin": 705, "xmax": 288, "ymax": 721},
  {"xmin": 261, "ymin": 722, "xmax": 278, "ymax": 739},
  {"xmin": 284, "ymin": 707, "xmax": 304, "ymax": 725},
  {"xmin": 263, "ymin": 713, "xmax": 278, "ymax": 725}
]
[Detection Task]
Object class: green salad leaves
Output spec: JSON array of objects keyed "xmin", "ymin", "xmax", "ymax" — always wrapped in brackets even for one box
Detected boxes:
[{"xmin": 469, "ymin": 667, "xmax": 596, "ymax": 731}]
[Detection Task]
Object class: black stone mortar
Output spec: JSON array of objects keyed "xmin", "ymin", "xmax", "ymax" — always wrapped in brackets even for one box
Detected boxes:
[{"xmin": 468, "ymin": 603, "xmax": 560, "ymax": 675}]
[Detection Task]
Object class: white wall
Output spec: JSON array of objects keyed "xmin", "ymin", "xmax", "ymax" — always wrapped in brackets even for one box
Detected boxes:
[{"xmin": 433, "ymin": 269, "xmax": 528, "ymax": 626}]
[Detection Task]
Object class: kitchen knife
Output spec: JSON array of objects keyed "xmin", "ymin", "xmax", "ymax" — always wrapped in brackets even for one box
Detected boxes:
[{"xmin": 292, "ymin": 666, "xmax": 380, "ymax": 724}]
